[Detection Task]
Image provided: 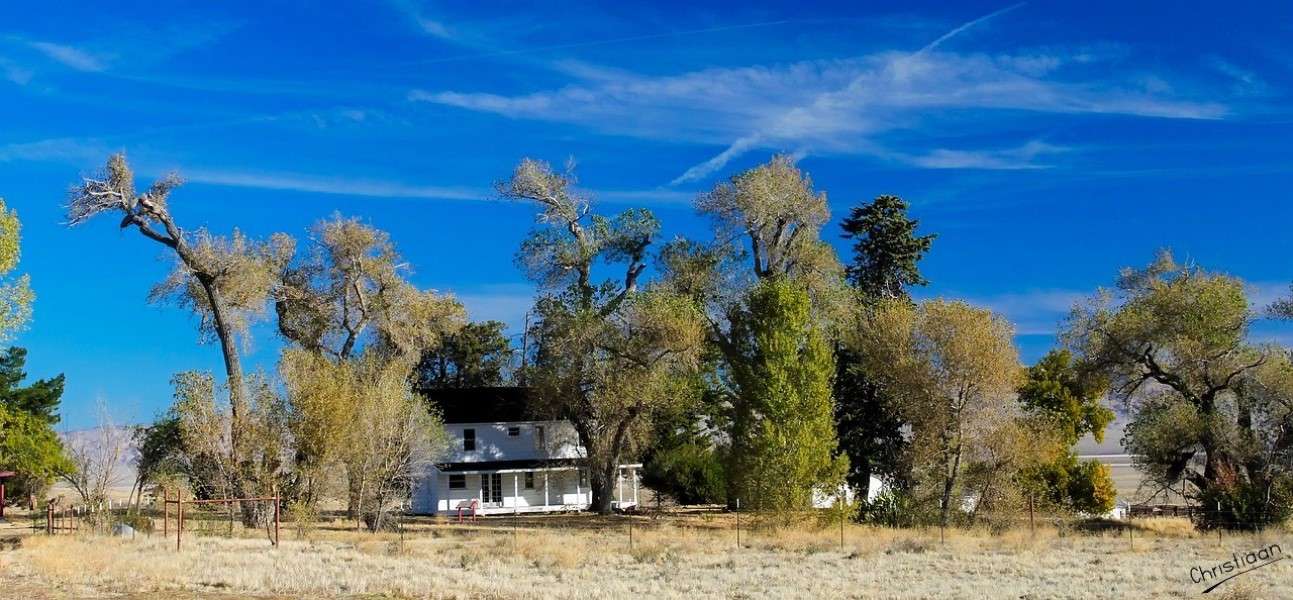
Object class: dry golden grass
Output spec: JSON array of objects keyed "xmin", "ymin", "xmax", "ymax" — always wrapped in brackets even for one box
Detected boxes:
[{"xmin": 2, "ymin": 514, "xmax": 1290, "ymax": 599}]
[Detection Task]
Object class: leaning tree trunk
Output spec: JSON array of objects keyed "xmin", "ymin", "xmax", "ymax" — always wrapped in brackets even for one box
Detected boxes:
[{"xmin": 194, "ymin": 275, "xmax": 258, "ymax": 527}]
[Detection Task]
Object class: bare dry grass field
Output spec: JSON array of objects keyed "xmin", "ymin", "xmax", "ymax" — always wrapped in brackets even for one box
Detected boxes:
[{"xmin": 1, "ymin": 510, "xmax": 1289, "ymax": 599}]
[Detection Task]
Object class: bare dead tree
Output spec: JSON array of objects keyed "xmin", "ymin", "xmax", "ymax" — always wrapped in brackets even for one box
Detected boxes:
[{"xmin": 60, "ymin": 401, "xmax": 129, "ymax": 505}]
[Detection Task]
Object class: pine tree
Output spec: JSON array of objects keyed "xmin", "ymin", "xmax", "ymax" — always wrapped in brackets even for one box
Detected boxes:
[
  {"xmin": 840, "ymin": 195, "xmax": 935, "ymax": 299},
  {"xmin": 836, "ymin": 195, "xmax": 934, "ymax": 503},
  {"xmin": 0, "ymin": 347, "xmax": 64, "ymax": 424}
]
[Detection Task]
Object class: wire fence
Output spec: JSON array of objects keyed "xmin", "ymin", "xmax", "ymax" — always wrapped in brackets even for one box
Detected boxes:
[{"xmin": 21, "ymin": 496, "xmax": 1286, "ymax": 557}]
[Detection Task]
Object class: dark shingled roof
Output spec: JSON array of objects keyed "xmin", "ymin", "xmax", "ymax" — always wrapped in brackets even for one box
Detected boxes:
[{"xmin": 425, "ymin": 386, "xmax": 534, "ymax": 424}]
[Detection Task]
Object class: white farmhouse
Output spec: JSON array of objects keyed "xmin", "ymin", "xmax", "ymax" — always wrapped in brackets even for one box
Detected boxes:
[{"xmin": 411, "ymin": 387, "xmax": 641, "ymax": 516}]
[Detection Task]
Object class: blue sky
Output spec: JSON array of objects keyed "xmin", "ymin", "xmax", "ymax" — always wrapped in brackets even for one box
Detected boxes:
[{"xmin": 2, "ymin": 1, "xmax": 1292, "ymax": 429}]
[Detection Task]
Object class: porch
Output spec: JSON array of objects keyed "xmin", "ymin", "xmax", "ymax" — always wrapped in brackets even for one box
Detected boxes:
[{"xmin": 433, "ymin": 463, "xmax": 641, "ymax": 516}]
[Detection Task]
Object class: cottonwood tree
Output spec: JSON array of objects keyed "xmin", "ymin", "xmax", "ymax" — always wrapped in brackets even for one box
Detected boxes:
[
  {"xmin": 1065, "ymin": 251, "xmax": 1283, "ymax": 528},
  {"xmin": 0, "ymin": 198, "xmax": 33, "ymax": 341},
  {"xmin": 276, "ymin": 214, "xmax": 463, "ymax": 360},
  {"xmin": 67, "ymin": 154, "xmax": 292, "ymax": 521},
  {"xmin": 0, "ymin": 202, "xmax": 60, "ymax": 503},
  {"xmin": 666, "ymin": 155, "xmax": 848, "ymax": 510},
  {"xmin": 836, "ymin": 194, "xmax": 935, "ymax": 504},
  {"xmin": 280, "ymin": 348, "xmax": 454, "ymax": 529},
  {"xmin": 275, "ymin": 214, "xmax": 462, "ymax": 514},
  {"xmin": 350, "ymin": 354, "xmax": 449, "ymax": 530},
  {"xmin": 171, "ymin": 370, "xmax": 292, "ymax": 535},
  {"xmin": 504, "ymin": 158, "xmax": 705, "ymax": 514},
  {"xmin": 852, "ymin": 299, "xmax": 1021, "ymax": 527}
]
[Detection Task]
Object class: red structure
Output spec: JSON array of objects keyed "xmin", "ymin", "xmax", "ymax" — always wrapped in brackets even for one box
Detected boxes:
[
  {"xmin": 455, "ymin": 498, "xmax": 479, "ymax": 523},
  {"xmin": 0, "ymin": 471, "xmax": 14, "ymax": 518},
  {"xmin": 162, "ymin": 490, "xmax": 281, "ymax": 551}
]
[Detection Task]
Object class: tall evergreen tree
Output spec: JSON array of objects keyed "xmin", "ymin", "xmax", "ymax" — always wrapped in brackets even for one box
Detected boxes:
[
  {"xmin": 728, "ymin": 278, "xmax": 846, "ymax": 510},
  {"xmin": 0, "ymin": 347, "xmax": 64, "ymax": 424},
  {"xmin": 416, "ymin": 320, "xmax": 513, "ymax": 389},
  {"xmin": 840, "ymin": 195, "xmax": 935, "ymax": 298},
  {"xmin": 836, "ymin": 195, "xmax": 934, "ymax": 503}
]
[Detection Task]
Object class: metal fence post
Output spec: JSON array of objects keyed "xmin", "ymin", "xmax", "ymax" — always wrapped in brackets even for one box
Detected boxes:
[{"xmin": 735, "ymin": 498, "xmax": 740, "ymax": 548}]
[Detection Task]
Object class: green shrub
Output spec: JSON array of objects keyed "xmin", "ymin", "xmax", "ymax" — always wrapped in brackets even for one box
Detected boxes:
[{"xmin": 642, "ymin": 441, "xmax": 726, "ymax": 505}]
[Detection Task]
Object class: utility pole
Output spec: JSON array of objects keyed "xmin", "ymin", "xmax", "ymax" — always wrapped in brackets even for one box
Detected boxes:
[{"xmin": 519, "ymin": 311, "xmax": 532, "ymax": 385}]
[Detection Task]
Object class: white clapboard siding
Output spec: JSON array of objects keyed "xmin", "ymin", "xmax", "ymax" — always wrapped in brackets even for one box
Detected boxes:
[{"xmin": 443, "ymin": 421, "xmax": 583, "ymax": 463}]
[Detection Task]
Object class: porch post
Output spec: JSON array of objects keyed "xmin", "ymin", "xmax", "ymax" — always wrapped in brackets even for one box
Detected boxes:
[
  {"xmin": 513, "ymin": 473, "xmax": 519, "ymax": 510},
  {"xmin": 576, "ymin": 471, "xmax": 581, "ymax": 506},
  {"xmin": 477, "ymin": 474, "xmax": 482, "ymax": 507},
  {"xmin": 617, "ymin": 468, "xmax": 623, "ymax": 507},
  {"xmin": 544, "ymin": 472, "xmax": 549, "ymax": 507},
  {"xmin": 632, "ymin": 468, "xmax": 638, "ymax": 506}
]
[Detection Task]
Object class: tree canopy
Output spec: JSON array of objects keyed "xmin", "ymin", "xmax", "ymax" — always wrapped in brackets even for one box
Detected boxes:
[
  {"xmin": 1064, "ymin": 250, "xmax": 1284, "ymax": 528},
  {"xmin": 853, "ymin": 299, "xmax": 1021, "ymax": 526},
  {"xmin": 417, "ymin": 320, "xmax": 513, "ymax": 389},
  {"xmin": 0, "ymin": 347, "xmax": 63, "ymax": 425},
  {"xmin": 840, "ymin": 195, "xmax": 935, "ymax": 300},
  {"xmin": 0, "ymin": 198, "xmax": 32, "ymax": 342},
  {"xmin": 503, "ymin": 157, "xmax": 704, "ymax": 514}
]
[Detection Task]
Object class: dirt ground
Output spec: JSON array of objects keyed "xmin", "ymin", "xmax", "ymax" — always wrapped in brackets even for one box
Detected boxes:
[{"xmin": 2, "ymin": 508, "xmax": 1290, "ymax": 599}]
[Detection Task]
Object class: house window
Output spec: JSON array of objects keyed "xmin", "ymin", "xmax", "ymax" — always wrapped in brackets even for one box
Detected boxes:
[
  {"xmin": 579, "ymin": 469, "xmax": 588, "ymax": 488},
  {"xmin": 448, "ymin": 474, "xmax": 466, "ymax": 489},
  {"xmin": 525, "ymin": 472, "xmax": 535, "ymax": 489},
  {"xmin": 463, "ymin": 428, "xmax": 475, "ymax": 451},
  {"xmin": 535, "ymin": 425, "xmax": 545, "ymax": 448},
  {"xmin": 507, "ymin": 426, "xmax": 520, "ymax": 437}
]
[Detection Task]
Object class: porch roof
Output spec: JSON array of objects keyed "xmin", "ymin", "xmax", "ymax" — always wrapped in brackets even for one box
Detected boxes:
[{"xmin": 436, "ymin": 459, "xmax": 643, "ymax": 475}]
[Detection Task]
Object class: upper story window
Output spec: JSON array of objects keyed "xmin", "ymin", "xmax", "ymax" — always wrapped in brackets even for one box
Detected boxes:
[
  {"xmin": 535, "ymin": 425, "xmax": 546, "ymax": 448},
  {"xmin": 463, "ymin": 428, "xmax": 475, "ymax": 451},
  {"xmin": 507, "ymin": 426, "xmax": 520, "ymax": 437}
]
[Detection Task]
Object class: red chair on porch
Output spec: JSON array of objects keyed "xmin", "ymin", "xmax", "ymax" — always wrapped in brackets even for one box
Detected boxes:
[{"xmin": 455, "ymin": 499, "xmax": 479, "ymax": 523}]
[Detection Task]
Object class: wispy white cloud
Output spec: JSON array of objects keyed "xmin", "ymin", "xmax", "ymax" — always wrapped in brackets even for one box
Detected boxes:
[
  {"xmin": 0, "ymin": 137, "xmax": 112, "ymax": 163},
  {"xmin": 1205, "ymin": 55, "xmax": 1268, "ymax": 97},
  {"xmin": 27, "ymin": 41, "xmax": 107, "ymax": 72},
  {"xmin": 413, "ymin": 8, "xmax": 1228, "ymax": 185},
  {"xmin": 183, "ymin": 169, "xmax": 485, "ymax": 201},
  {"xmin": 916, "ymin": 2, "xmax": 1025, "ymax": 55},
  {"xmin": 0, "ymin": 56, "xmax": 32, "ymax": 85},
  {"xmin": 184, "ymin": 167, "xmax": 694, "ymax": 207},
  {"xmin": 898, "ymin": 140, "xmax": 1068, "ymax": 170}
]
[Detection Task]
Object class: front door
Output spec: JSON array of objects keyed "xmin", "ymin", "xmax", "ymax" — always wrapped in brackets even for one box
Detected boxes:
[{"xmin": 481, "ymin": 473, "xmax": 503, "ymax": 506}]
